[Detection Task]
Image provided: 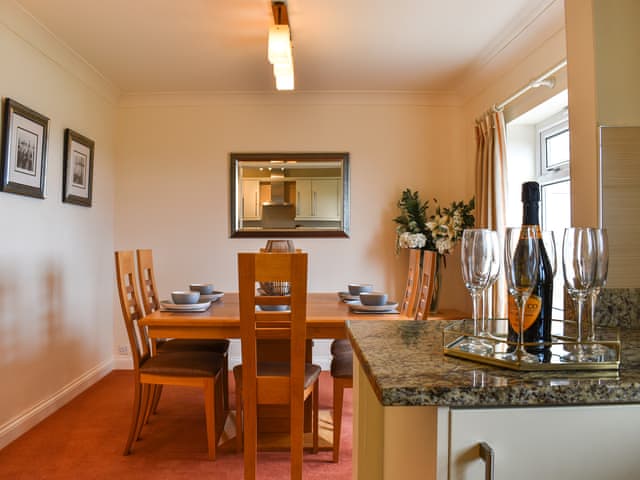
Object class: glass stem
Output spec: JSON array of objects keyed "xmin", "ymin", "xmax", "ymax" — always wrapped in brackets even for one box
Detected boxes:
[
  {"xmin": 516, "ymin": 296, "xmax": 527, "ymax": 357},
  {"xmin": 588, "ymin": 290, "xmax": 598, "ymax": 343},
  {"xmin": 576, "ymin": 296, "xmax": 585, "ymax": 344},
  {"xmin": 471, "ymin": 291, "xmax": 481, "ymax": 336}
]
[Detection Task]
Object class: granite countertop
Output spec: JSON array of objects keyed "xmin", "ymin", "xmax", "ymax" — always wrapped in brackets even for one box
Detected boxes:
[{"xmin": 346, "ymin": 319, "xmax": 640, "ymax": 408}]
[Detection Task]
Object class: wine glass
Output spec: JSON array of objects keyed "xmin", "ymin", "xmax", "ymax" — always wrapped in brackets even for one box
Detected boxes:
[
  {"xmin": 585, "ymin": 228, "xmax": 611, "ymax": 356},
  {"xmin": 562, "ymin": 227, "xmax": 597, "ymax": 361},
  {"xmin": 482, "ymin": 230, "xmax": 501, "ymax": 336},
  {"xmin": 500, "ymin": 226, "xmax": 540, "ymax": 363},
  {"xmin": 458, "ymin": 229, "xmax": 494, "ymax": 355}
]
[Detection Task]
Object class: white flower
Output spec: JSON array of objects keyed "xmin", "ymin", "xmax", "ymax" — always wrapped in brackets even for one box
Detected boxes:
[{"xmin": 398, "ymin": 232, "xmax": 426, "ymax": 249}]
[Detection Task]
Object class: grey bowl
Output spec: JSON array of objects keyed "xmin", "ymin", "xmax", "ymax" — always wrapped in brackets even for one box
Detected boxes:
[
  {"xmin": 348, "ymin": 282, "xmax": 374, "ymax": 296},
  {"xmin": 190, "ymin": 283, "xmax": 214, "ymax": 295},
  {"xmin": 359, "ymin": 291, "xmax": 388, "ymax": 306},
  {"xmin": 172, "ymin": 290, "xmax": 201, "ymax": 304},
  {"xmin": 259, "ymin": 304, "xmax": 290, "ymax": 311}
]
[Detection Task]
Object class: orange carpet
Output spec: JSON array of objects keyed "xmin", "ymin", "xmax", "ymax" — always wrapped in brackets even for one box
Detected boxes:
[{"xmin": 0, "ymin": 371, "xmax": 352, "ymax": 479}]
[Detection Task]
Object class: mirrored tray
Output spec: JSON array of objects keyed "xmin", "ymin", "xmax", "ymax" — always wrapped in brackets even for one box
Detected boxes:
[{"xmin": 443, "ymin": 318, "xmax": 620, "ymax": 371}]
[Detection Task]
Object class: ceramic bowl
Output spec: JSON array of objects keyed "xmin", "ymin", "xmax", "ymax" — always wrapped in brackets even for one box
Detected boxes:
[
  {"xmin": 171, "ymin": 290, "xmax": 201, "ymax": 304},
  {"xmin": 189, "ymin": 283, "xmax": 214, "ymax": 295},
  {"xmin": 348, "ymin": 282, "xmax": 374, "ymax": 296},
  {"xmin": 359, "ymin": 291, "xmax": 388, "ymax": 306}
]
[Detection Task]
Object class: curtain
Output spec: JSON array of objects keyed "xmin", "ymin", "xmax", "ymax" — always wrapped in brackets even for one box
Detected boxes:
[{"xmin": 475, "ymin": 109, "xmax": 508, "ymax": 317}]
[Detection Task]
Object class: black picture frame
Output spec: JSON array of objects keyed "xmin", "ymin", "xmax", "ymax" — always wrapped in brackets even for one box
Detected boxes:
[
  {"xmin": 1, "ymin": 98, "xmax": 49, "ymax": 198},
  {"xmin": 63, "ymin": 129, "xmax": 94, "ymax": 207}
]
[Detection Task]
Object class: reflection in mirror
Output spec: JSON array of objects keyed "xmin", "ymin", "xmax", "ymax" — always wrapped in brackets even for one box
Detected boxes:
[{"xmin": 230, "ymin": 153, "xmax": 350, "ymax": 237}]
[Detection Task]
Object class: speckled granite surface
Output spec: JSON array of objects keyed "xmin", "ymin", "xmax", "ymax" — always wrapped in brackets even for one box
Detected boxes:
[
  {"xmin": 596, "ymin": 288, "xmax": 640, "ymax": 328},
  {"xmin": 347, "ymin": 319, "xmax": 640, "ymax": 408}
]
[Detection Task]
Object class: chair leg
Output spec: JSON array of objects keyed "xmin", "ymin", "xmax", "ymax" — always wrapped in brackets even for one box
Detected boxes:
[
  {"xmin": 135, "ymin": 383, "xmax": 152, "ymax": 441},
  {"xmin": 235, "ymin": 377, "xmax": 243, "ymax": 453},
  {"xmin": 124, "ymin": 381, "xmax": 143, "ymax": 456},
  {"xmin": 222, "ymin": 353, "xmax": 229, "ymax": 412},
  {"xmin": 204, "ymin": 378, "xmax": 217, "ymax": 461},
  {"xmin": 312, "ymin": 379, "xmax": 319, "ymax": 454},
  {"xmin": 150, "ymin": 384, "xmax": 163, "ymax": 415},
  {"xmin": 332, "ymin": 378, "xmax": 345, "ymax": 463}
]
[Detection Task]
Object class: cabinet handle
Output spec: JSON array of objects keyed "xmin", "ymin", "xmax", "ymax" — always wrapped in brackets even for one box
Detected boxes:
[{"xmin": 478, "ymin": 442, "xmax": 494, "ymax": 480}]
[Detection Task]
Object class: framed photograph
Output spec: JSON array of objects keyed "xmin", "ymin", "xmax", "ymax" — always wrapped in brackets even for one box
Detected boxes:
[
  {"xmin": 63, "ymin": 129, "xmax": 94, "ymax": 206},
  {"xmin": 1, "ymin": 98, "xmax": 49, "ymax": 198}
]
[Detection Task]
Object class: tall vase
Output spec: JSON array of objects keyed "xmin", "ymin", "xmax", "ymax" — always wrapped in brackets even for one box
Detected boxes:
[{"xmin": 429, "ymin": 253, "xmax": 443, "ymax": 313}]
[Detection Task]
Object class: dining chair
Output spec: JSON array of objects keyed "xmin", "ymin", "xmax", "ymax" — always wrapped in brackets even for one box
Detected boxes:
[
  {"xmin": 328, "ymin": 247, "xmax": 425, "ymax": 462},
  {"xmin": 136, "ymin": 248, "xmax": 230, "ymax": 411},
  {"xmin": 414, "ymin": 250, "xmax": 438, "ymax": 320},
  {"xmin": 234, "ymin": 251, "xmax": 320, "ymax": 480},
  {"xmin": 115, "ymin": 250, "xmax": 225, "ymax": 460}
]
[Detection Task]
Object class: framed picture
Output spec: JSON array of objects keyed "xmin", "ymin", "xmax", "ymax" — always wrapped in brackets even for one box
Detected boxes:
[
  {"xmin": 63, "ymin": 129, "xmax": 94, "ymax": 207},
  {"xmin": 1, "ymin": 98, "xmax": 49, "ymax": 198}
]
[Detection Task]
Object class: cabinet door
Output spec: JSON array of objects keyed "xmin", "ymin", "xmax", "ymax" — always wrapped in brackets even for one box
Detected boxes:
[
  {"xmin": 311, "ymin": 179, "xmax": 340, "ymax": 220},
  {"xmin": 449, "ymin": 405, "xmax": 640, "ymax": 480},
  {"xmin": 242, "ymin": 180, "xmax": 261, "ymax": 219},
  {"xmin": 295, "ymin": 179, "xmax": 312, "ymax": 218}
]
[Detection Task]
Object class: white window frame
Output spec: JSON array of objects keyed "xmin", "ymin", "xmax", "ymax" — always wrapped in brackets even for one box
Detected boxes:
[{"xmin": 536, "ymin": 109, "xmax": 570, "ymax": 186}]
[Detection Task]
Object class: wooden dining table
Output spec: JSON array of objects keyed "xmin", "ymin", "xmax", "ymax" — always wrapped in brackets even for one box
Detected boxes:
[
  {"xmin": 139, "ymin": 292, "xmax": 465, "ymax": 341},
  {"xmin": 139, "ymin": 292, "xmax": 465, "ymax": 450}
]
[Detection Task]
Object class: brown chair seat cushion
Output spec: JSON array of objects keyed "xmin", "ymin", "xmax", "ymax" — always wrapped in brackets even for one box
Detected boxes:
[
  {"xmin": 330, "ymin": 352, "xmax": 353, "ymax": 379},
  {"xmin": 140, "ymin": 351, "xmax": 224, "ymax": 377},
  {"xmin": 233, "ymin": 362, "xmax": 322, "ymax": 390},
  {"xmin": 330, "ymin": 339, "xmax": 353, "ymax": 355},
  {"xmin": 156, "ymin": 338, "xmax": 230, "ymax": 354}
]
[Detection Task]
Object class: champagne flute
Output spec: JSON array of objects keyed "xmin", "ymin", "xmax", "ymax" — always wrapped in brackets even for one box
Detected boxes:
[
  {"xmin": 562, "ymin": 227, "xmax": 597, "ymax": 362},
  {"xmin": 500, "ymin": 226, "xmax": 540, "ymax": 363},
  {"xmin": 482, "ymin": 230, "xmax": 501, "ymax": 336},
  {"xmin": 458, "ymin": 229, "xmax": 493, "ymax": 355},
  {"xmin": 585, "ymin": 228, "xmax": 611, "ymax": 356}
]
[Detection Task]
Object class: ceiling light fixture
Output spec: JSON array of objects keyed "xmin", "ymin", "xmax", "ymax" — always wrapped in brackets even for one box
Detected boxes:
[{"xmin": 268, "ymin": 1, "xmax": 294, "ymax": 91}]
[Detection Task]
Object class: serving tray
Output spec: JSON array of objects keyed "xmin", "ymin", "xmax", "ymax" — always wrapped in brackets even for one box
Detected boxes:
[{"xmin": 443, "ymin": 318, "xmax": 620, "ymax": 371}]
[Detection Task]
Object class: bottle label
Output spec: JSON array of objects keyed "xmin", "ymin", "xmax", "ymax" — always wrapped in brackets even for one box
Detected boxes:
[{"xmin": 508, "ymin": 295, "xmax": 542, "ymax": 332}]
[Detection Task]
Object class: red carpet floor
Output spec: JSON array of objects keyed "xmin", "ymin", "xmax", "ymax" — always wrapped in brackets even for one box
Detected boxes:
[{"xmin": 0, "ymin": 370, "xmax": 352, "ymax": 479}]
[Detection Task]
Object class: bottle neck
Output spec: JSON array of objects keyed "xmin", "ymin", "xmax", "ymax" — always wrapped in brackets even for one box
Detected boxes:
[{"xmin": 522, "ymin": 201, "xmax": 540, "ymax": 226}]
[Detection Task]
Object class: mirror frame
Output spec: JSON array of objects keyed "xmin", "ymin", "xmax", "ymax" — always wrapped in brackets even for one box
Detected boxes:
[{"xmin": 230, "ymin": 152, "xmax": 350, "ymax": 238}]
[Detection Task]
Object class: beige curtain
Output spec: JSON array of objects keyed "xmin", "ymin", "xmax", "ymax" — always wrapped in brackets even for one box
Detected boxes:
[{"xmin": 475, "ymin": 110, "xmax": 507, "ymax": 317}]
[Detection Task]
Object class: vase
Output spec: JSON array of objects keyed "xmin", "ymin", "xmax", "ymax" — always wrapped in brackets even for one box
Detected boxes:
[{"xmin": 429, "ymin": 253, "xmax": 443, "ymax": 313}]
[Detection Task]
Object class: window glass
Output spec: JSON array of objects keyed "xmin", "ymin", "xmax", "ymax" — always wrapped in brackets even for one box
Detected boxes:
[{"xmin": 545, "ymin": 129, "xmax": 570, "ymax": 169}]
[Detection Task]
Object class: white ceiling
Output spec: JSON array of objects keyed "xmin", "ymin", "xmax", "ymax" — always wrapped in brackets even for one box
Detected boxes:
[{"xmin": 15, "ymin": 0, "xmax": 562, "ymax": 94}]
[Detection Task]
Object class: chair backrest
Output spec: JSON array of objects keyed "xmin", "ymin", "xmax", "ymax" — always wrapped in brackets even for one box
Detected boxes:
[
  {"xmin": 414, "ymin": 251, "xmax": 437, "ymax": 320},
  {"xmin": 115, "ymin": 250, "xmax": 150, "ymax": 369},
  {"xmin": 399, "ymin": 248, "xmax": 422, "ymax": 317},
  {"xmin": 238, "ymin": 251, "xmax": 308, "ymax": 405},
  {"xmin": 136, "ymin": 249, "xmax": 160, "ymax": 315}
]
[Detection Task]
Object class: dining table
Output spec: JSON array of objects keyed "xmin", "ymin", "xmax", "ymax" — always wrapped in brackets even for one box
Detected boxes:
[
  {"xmin": 139, "ymin": 292, "xmax": 466, "ymax": 450},
  {"xmin": 140, "ymin": 292, "xmax": 466, "ymax": 341}
]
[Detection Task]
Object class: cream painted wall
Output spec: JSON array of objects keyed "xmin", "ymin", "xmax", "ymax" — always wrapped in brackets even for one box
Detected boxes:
[
  {"xmin": 114, "ymin": 93, "xmax": 468, "ymax": 354},
  {"xmin": 0, "ymin": 1, "xmax": 117, "ymax": 447}
]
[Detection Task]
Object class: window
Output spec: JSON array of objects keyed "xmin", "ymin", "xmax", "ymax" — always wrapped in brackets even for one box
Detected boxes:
[{"xmin": 536, "ymin": 110, "xmax": 570, "ymax": 313}]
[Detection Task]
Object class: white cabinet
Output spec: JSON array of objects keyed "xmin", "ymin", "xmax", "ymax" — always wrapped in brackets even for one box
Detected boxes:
[
  {"xmin": 353, "ymin": 362, "xmax": 640, "ymax": 480},
  {"xmin": 241, "ymin": 179, "xmax": 261, "ymax": 220},
  {"xmin": 295, "ymin": 178, "xmax": 340, "ymax": 220}
]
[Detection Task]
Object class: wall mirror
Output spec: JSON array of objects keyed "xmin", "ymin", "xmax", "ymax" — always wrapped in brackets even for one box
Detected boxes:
[{"xmin": 230, "ymin": 153, "xmax": 350, "ymax": 238}]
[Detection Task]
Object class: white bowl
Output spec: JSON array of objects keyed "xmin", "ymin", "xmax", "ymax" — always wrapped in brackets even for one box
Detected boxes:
[
  {"xmin": 172, "ymin": 290, "xmax": 201, "ymax": 304},
  {"xmin": 348, "ymin": 283, "xmax": 374, "ymax": 296},
  {"xmin": 190, "ymin": 283, "xmax": 214, "ymax": 295},
  {"xmin": 360, "ymin": 291, "xmax": 388, "ymax": 306}
]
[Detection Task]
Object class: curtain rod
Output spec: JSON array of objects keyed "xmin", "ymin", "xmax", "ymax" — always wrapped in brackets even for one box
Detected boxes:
[{"xmin": 493, "ymin": 59, "xmax": 567, "ymax": 112}]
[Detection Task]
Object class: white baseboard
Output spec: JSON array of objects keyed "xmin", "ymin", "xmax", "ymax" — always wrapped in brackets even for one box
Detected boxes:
[{"xmin": 0, "ymin": 359, "xmax": 113, "ymax": 450}]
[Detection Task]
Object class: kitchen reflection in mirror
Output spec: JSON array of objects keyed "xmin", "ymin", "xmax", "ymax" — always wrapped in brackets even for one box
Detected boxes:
[{"xmin": 230, "ymin": 153, "xmax": 350, "ymax": 237}]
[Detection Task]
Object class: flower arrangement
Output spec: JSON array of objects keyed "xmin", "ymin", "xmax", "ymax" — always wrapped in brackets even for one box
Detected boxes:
[{"xmin": 393, "ymin": 188, "xmax": 475, "ymax": 259}]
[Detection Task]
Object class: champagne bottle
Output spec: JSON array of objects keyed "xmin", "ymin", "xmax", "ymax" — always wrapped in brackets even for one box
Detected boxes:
[{"xmin": 507, "ymin": 182, "xmax": 553, "ymax": 358}]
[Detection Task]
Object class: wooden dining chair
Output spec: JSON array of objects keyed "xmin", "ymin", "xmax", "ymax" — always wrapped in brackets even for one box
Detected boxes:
[
  {"xmin": 234, "ymin": 251, "xmax": 320, "ymax": 480},
  {"xmin": 329, "ymin": 247, "xmax": 425, "ymax": 462},
  {"xmin": 115, "ymin": 250, "xmax": 225, "ymax": 460},
  {"xmin": 414, "ymin": 250, "xmax": 438, "ymax": 320},
  {"xmin": 136, "ymin": 248, "xmax": 230, "ymax": 411}
]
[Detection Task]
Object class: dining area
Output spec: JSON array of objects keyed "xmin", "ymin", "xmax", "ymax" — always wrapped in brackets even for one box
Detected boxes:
[{"xmin": 112, "ymin": 239, "xmax": 460, "ymax": 479}]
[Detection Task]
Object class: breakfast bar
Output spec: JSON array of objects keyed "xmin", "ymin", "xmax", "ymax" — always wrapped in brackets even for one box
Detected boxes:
[{"xmin": 347, "ymin": 320, "xmax": 640, "ymax": 480}]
